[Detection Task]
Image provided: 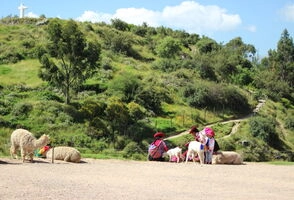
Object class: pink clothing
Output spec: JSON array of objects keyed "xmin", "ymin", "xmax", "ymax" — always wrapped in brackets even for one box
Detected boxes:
[
  {"xmin": 205, "ymin": 137, "xmax": 215, "ymax": 151},
  {"xmin": 154, "ymin": 139, "xmax": 168, "ymax": 152}
]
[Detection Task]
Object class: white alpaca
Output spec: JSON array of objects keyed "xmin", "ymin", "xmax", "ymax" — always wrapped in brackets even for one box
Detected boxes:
[
  {"xmin": 166, "ymin": 147, "xmax": 183, "ymax": 163},
  {"xmin": 46, "ymin": 146, "xmax": 81, "ymax": 163},
  {"xmin": 212, "ymin": 151, "xmax": 243, "ymax": 165},
  {"xmin": 185, "ymin": 141, "xmax": 205, "ymax": 165},
  {"xmin": 10, "ymin": 128, "xmax": 50, "ymax": 162}
]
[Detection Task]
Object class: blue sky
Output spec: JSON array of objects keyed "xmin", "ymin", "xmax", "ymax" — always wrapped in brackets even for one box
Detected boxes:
[{"xmin": 2, "ymin": 1, "xmax": 294, "ymax": 57}]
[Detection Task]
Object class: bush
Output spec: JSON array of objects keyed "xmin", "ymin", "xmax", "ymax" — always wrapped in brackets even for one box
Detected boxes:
[
  {"xmin": 249, "ymin": 116, "xmax": 280, "ymax": 148},
  {"xmin": 122, "ymin": 141, "xmax": 145, "ymax": 159},
  {"xmin": 241, "ymin": 143, "xmax": 272, "ymax": 162},
  {"xmin": 218, "ymin": 138, "xmax": 236, "ymax": 151},
  {"xmin": 285, "ymin": 115, "xmax": 294, "ymax": 130},
  {"xmin": 184, "ymin": 82, "xmax": 250, "ymax": 113},
  {"xmin": 11, "ymin": 102, "xmax": 33, "ymax": 118}
]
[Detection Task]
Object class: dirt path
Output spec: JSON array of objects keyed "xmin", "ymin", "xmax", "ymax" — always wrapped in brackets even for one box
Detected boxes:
[
  {"xmin": 166, "ymin": 100, "xmax": 266, "ymax": 140},
  {"xmin": 0, "ymin": 157, "xmax": 293, "ymax": 200}
]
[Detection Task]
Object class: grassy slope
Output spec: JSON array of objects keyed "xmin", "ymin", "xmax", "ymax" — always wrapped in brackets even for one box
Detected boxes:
[
  {"xmin": 0, "ymin": 21, "xmax": 293, "ymax": 161},
  {"xmin": 0, "ymin": 59, "xmax": 43, "ymax": 87}
]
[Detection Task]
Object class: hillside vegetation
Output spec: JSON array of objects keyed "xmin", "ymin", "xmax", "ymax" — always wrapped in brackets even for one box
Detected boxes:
[{"xmin": 0, "ymin": 16, "xmax": 293, "ymax": 161}]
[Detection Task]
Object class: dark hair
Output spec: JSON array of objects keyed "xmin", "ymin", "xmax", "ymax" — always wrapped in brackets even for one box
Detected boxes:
[{"xmin": 189, "ymin": 126, "xmax": 199, "ymax": 133}]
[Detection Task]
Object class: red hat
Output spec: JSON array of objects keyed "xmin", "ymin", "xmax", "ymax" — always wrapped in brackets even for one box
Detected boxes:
[
  {"xmin": 154, "ymin": 132, "xmax": 165, "ymax": 138},
  {"xmin": 189, "ymin": 126, "xmax": 199, "ymax": 133}
]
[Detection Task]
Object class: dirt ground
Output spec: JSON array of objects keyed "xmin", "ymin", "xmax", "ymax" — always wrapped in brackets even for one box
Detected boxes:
[{"xmin": 0, "ymin": 157, "xmax": 293, "ymax": 200}]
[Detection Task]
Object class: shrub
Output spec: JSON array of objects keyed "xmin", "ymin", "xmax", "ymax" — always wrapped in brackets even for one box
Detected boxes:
[
  {"xmin": 249, "ymin": 116, "xmax": 279, "ymax": 148},
  {"xmin": 11, "ymin": 102, "xmax": 33, "ymax": 118},
  {"xmin": 122, "ymin": 141, "xmax": 145, "ymax": 159},
  {"xmin": 285, "ymin": 115, "xmax": 294, "ymax": 130}
]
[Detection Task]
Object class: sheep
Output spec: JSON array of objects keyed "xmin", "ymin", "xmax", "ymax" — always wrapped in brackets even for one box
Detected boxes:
[
  {"xmin": 166, "ymin": 147, "xmax": 183, "ymax": 163},
  {"xmin": 212, "ymin": 151, "xmax": 243, "ymax": 165},
  {"xmin": 10, "ymin": 128, "xmax": 50, "ymax": 162},
  {"xmin": 46, "ymin": 146, "xmax": 81, "ymax": 163}
]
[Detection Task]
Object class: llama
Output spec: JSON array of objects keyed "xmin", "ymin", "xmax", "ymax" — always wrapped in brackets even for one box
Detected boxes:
[
  {"xmin": 46, "ymin": 146, "xmax": 81, "ymax": 163},
  {"xmin": 10, "ymin": 128, "xmax": 50, "ymax": 162},
  {"xmin": 212, "ymin": 151, "xmax": 243, "ymax": 165},
  {"xmin": 185, "ymin": 141, "xmax": 205, "ymax": 165},
  {"xmin": 185, "ymin": 129, "xmax": 207, "ymax": 165}
]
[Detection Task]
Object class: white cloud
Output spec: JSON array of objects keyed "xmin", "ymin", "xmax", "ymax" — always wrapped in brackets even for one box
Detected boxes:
[
  {"xmin": 113, "ymin": 8, "xmax": 161, "ymax": 27},
  {"xmin": 280, "ymin": 4, "xmax": 294, "ymax": 22},
  {"xmin": 161, "ymin": 1, "xmax": 241, "ymax": 34},
  {"xmin": 76, "ymin": 11, "xmax": 112, "ymax": 23},
  {"xmin": 76, "ymin": 1, "xmax": 242, "ymax": 34},
  {"xmin": 26, "ymin": 12, "xmax": 38, "ymax": 18}
]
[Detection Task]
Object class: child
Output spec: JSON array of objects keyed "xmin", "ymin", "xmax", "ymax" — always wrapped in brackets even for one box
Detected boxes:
[{"xmin": 204, "ymin": 127, "xmax": 215, "ymax": 164}]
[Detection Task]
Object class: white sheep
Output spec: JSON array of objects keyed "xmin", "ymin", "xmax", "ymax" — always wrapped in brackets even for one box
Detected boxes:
[
  {"xmin": 46, "ymin": 146, "xmax": 81, "ymax": 163},
  {"xmin": 10, "ymin": 128, "xmax": 50, "ymax": 162},
  {"xmin": 166, "ymin": 147, "xmax": 183, "ymax": 163},
  {"xmin": 212, "ymin": 151, "xmax": 243, "ymax": 165}
]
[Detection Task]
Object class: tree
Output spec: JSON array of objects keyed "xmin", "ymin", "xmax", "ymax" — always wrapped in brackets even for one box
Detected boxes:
[
  {"xmin": 38, "ymin": 19, "xmax": 101, "ymax": 104},
  {"xmin": 155, "ymin": 36, "xmax": 181, "ymax": 58},
  {"xmin": 268, "ymin": 29, "xmax": 294, "ymax": 88}
]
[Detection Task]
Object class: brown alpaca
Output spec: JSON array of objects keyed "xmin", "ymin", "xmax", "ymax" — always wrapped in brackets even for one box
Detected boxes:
[{"xmin": 10, "ymin": 128, "xmax": 50, "ymax": 162}]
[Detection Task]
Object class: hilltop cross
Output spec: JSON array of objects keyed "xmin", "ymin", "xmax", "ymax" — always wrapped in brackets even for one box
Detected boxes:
[{"xmin": 18, "ymin": 3, "xmax": 28, "ymax": 18}]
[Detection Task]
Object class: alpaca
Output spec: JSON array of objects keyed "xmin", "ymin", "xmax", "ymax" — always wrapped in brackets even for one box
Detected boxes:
[
  {"xmin": 185, "ymin": 141, "xmax": 205, "ymax": 165},
  {"xmin": 46, "ymin": 146, "xmax": 81, "ymax": 163},
  {"xmin": 166, "ymin": 147, "xmax": 183, "ymax": 163},
  {"xmin": 10, "ymin": 128, "xmax": 50, "ymax": 162},
  {"xmin": 212, "ymin": 151, "xmax": 243, "ymax": 165}
]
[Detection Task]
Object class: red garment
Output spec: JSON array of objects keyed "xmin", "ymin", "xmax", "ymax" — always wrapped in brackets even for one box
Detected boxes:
[{"xmin": 154, "ymin": 139, "xmax": 168, "ymax": 152}]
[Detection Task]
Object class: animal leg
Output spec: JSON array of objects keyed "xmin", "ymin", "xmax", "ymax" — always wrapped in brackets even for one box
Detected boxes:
[
  {"xmin": 64, "ymin": 155, "xmax": 71, "ymax": 162},
  {"xmin": 21, "ymin": 149, "xmax": 26, "ymax": 163},
  {"xmin": 29, "ymin": 152, "xmax": 34, "ymax": 163},
  {"xmin": 185, "ymin": 150, "xmax": 190, "ymax": 163},
  {"xmin": 191, "ymin": 152, "xmax": 196, "ymax": 163},
  {"xmin": 10, "ymin": 146, "xmax": 17, "ymax": 159},
  {"xmin": 198, "ymin": 151, "xmax": 204, "ymax": 165}
]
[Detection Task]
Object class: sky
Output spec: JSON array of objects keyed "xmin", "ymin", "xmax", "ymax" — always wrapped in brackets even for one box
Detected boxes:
[{"xmin": 1, "ymin": 0, "xmax": 294, "ymax": 57}]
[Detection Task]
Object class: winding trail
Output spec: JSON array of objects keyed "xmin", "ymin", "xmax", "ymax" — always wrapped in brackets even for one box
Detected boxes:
[{"xmin": 166, "ymin": 99, "xmax": 266, "ymax": 140}]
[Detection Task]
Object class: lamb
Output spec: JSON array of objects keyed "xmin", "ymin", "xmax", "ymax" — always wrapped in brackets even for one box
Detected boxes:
[
  {"xmin": 46, "ymin": 146, "xmax": 81, "ymax": 163},
  {"xmin": 10, "ymin": 128, "xmax": 50, "ymax": 162},
  {"xmin": 166, "ymin": 147, "xmax": 183, "ymax": 163},
  {"xmin": 185, "ymin": 141, "xmax": 205, "ymax": 165},
  {"xmin": 212, "ymin": 151, "xmax": 243, "ymax": 165}
]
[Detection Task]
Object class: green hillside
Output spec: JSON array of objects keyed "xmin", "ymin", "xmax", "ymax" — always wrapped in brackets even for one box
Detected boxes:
[{"xmin": 0, "ymin": 17, "xmax": 293, "ymax": 161}]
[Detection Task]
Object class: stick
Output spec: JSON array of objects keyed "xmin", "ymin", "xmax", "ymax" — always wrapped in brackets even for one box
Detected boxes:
[{"xmin": 51, "ymin": 147, "xmax": 54, "ymax": 164}]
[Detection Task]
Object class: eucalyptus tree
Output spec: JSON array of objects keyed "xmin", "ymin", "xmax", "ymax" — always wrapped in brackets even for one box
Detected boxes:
[{"xmin": 38, "ymin": 19, "xmax": 101, "ymax": 104}]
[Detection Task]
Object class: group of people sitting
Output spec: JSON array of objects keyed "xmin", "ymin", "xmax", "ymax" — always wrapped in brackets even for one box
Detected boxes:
[{"xmin": 148, "ymin": 125, "xmax": 219, "ymax": 164}]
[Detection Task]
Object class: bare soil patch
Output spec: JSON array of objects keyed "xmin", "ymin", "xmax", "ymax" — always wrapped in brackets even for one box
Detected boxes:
[{"xmin": 0, "ymin": 158, "xmax": 293, "ymax": 200}]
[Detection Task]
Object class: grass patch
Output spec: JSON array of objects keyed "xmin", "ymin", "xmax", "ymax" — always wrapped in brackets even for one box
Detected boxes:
[
  {"xmin": 267, "ymin": 161, "xmax": 294, "ymax": 165},
  {"xmin": 0, "ymin": 59, "xmax": 43, "ymax": 87}
]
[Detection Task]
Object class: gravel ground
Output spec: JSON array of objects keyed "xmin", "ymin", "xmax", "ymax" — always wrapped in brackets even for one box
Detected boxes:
[{"xmin": 0, "ymin": 158, "xmax": 293, "ymax": 200}]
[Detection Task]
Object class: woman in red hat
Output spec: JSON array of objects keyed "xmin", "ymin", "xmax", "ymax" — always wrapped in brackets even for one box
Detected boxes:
[{"xmin": 148, "ymin": 132, "xmax": 168, "ymax": 161}]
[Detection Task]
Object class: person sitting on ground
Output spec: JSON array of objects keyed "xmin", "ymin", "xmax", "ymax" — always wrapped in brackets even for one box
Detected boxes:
[{"xmin": 148, "ymin": 132, "xmax": 168, "ymax": 161}]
